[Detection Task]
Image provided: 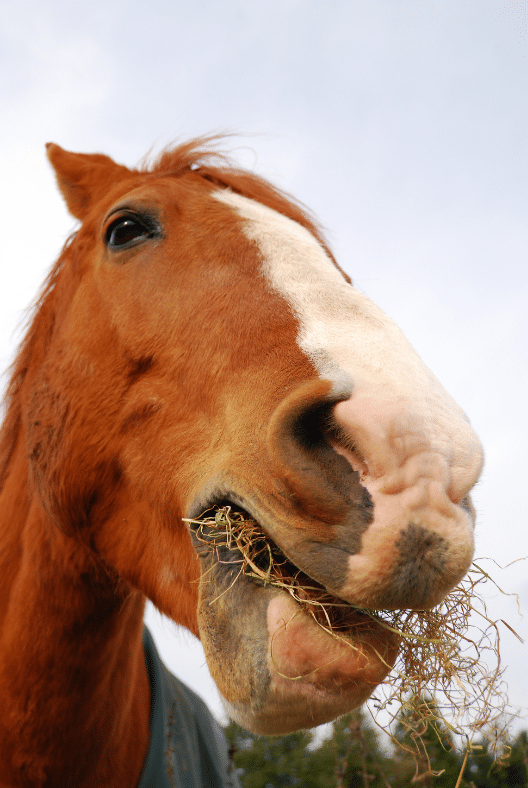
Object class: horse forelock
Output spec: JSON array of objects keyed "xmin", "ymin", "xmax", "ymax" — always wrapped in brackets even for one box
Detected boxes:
[
  {"xmin": 145, "ymin": 136, "xmax": 341, "ymax": 271},
  {"xmin": 0, "ymin": 257, "xmax": 64, "ymax": 494}
]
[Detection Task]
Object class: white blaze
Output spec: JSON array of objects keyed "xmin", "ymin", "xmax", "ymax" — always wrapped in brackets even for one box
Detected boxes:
[{"xmin": 214, "ymin": 189, "xmax": 483, "ymax": 532}]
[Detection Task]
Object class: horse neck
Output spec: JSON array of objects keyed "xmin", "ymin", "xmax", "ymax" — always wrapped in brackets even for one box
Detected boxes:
[{"xmin": 0, "ymin": 436, "xmax": 150, "ymax": 787}]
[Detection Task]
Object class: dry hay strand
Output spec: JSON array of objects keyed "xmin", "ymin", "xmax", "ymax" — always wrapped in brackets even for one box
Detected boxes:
[{"xmin": 184, "ymin": 506, "xmax": 523, "ymax": 773}]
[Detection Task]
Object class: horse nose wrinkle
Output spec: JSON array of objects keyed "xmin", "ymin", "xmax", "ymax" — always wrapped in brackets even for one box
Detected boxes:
[{"xmin": 332, "ymin": 391, "xmax": 483, "ymax": 500}]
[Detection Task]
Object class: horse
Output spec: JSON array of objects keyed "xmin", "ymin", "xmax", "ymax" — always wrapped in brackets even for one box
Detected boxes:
[{"xmin": 0, "ymin": 137, "xmax": 483, "ymax": 787}]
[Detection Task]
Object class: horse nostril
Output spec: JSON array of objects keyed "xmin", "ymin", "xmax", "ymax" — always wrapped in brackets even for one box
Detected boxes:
[
  {"xmin": 267, "ymin": 379, "xmax": 370, "ymax": 525},
  {"xmin": 291, "ymin": 402, "xmax": 371, "ymax": 483},
  {"xmin": 292, "ymin": 402, "xmax": 367, "ymax": 476},
  {"xmin": 292, "ymin": 402, "xmax": 333, "ymax": 454}
]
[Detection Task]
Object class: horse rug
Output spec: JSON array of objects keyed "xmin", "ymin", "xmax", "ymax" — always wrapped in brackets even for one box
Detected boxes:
[{"xmin": 138, "ymin": 627, "xmax": 240, "ymax": 788}]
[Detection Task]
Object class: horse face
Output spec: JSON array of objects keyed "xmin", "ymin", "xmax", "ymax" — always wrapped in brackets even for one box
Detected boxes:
[{"xmin": 35, "ymin": 144, "xmax": 483, "ymax": 733}]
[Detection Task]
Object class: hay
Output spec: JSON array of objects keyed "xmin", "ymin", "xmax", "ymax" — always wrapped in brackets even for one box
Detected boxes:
[{"xmin": 184, "ymin": 506, "xmax": 522, "ymax": 774}]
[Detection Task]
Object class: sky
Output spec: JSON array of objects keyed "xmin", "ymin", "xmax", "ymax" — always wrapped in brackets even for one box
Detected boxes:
[{"xmin": 1, "ymin": 0, "xmax": 527, "ymax": 737}]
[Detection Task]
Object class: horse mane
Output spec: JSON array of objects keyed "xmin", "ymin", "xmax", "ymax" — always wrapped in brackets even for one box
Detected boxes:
[
  {"xmin": 0, "ymin": 250, "xmax": 68, "ymax": 493},
  {"xmin": 0, "ymin": 137, "xmax": 338, "ymax": 497}
]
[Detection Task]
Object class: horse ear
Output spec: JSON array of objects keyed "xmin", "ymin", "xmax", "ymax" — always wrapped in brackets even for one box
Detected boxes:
[{"xmin": 46, "ymin": 143, "xmax": 133, "ymax": 220}]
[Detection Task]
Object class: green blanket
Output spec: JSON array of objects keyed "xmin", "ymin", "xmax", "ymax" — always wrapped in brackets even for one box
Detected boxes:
[{"xmin": 138, "ymin": 627, "xmax": 241, "ymax": 788}]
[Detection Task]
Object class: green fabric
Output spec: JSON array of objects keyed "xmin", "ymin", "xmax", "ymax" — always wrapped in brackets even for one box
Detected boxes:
[{"xmin": 138, "ymin": 627, "xmax": 240, "ymax": 788}]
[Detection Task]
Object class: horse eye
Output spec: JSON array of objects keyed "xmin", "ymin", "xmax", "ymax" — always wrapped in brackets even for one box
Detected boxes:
[{"xmin": 105, "ymin": 216, "xmax": 153, "ymax": 249}]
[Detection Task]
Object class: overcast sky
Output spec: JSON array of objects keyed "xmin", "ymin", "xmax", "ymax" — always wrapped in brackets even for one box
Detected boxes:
[{"xmin": 1, "ymin": 0, "xmax": 527, "ymax": 735}]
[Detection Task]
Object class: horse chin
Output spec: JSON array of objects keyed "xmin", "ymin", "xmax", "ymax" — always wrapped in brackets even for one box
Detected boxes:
[
  {"xmin": 233, "ymin": 591, "xmax": 398, "ymax": 735},
  {"xmin": 189, "ymin": 511, "xmax": 399, "ymax": 735}
]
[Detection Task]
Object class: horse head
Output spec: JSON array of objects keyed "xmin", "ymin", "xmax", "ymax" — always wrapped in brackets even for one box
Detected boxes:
[{"xmin": 24, "ymin": 140, "xmax": 482, "ymax": 735}]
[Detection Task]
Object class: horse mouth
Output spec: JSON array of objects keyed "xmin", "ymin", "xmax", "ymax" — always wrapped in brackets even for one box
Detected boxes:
[
  {"xmin": 186, "ymin": 504, "xmax": 376, "ymax": 634},
  {"xmin": 185, "ymin": 502, "xmax": 400, "ymax": 733}
]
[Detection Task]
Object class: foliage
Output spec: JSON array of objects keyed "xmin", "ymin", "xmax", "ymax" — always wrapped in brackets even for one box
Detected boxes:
[
  {"xmin": 224, "ymin": 709, "xmax": 528, "ymax": 788},
  {"xmin": 389, "ymin": 695, "xmax": 465, "ymax": 786},
  {"xmin": 224, "ymin": 721, "xmax": 323, "ymax": 788}
]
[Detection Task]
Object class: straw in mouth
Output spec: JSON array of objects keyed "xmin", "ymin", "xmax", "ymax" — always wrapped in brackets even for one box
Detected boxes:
[
  {"xmin": 186, "ymin": 505, "xmax": 375, "ymax": 632},
  {"xmin": 184, "ymin": 506, "xmax": 520, "ymax": 772}
]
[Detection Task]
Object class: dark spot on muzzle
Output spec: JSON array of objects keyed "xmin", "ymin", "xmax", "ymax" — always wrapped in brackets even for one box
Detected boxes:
[{"xmin": 382, "ymin": 523, "xmax": 450, "ymax": 609}]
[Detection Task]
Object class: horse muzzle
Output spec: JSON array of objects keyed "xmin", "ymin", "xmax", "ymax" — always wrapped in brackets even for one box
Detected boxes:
[{"xmin": 262, "ymin": 376, "xmax": 483, "ymax": 611}]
